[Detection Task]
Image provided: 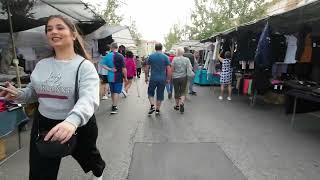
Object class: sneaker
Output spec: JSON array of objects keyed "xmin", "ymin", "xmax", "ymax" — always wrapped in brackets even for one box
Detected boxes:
[
  {"xmin": 180, "ymin": 104, "xmax": 184, "ymax": 114},
  {"xmin": 101, "ymin": 95, "xmax": 108, "ymax": 100},
  {"xmin": 148, "ymin": 106, "xmax": 155, "ymax": 115},
  {"xmin": 122, "ymin": 90, "xmax": 127, "ymax": 98},
  {"xmin": 174, "ymin": 106, "xmax": 179, "ymax": 111},
  {"xmin": 111, "ymin": 106, "xmax": 118, "ymax": 114},
  {"xmin": 227, "ymin": 97, "xmax": 232, "ymax": 101},
  {"xmin": 91, "ymin": 174, "xmax": 103, "ymax": 180},
  {"xmin": 218, "ymin": 96, "xmax": 223, "ymax": 100},
  {"xmin": 155, "ymin": 109, "xmax": 160, "ymax": 115}
]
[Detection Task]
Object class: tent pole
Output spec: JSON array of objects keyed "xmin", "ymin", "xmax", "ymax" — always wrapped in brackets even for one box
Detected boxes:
[{"xmin": 7, "ymin": 2, "xmax": 21, "ymax": 88}]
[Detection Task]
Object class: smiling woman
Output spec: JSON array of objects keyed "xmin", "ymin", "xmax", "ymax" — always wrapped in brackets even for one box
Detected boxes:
[{"xmin": 0, "ymin": 15, "xmax": 105, "ymax": 180}]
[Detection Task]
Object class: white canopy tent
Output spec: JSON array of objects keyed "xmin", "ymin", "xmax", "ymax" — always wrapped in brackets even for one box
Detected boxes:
[
  {"xmin": 172, "ymin": 40, "xmax": 212, "ymax": 51},
  {"xmin": 85, "ymin": 25, "xmax": 137, "ymax": 57}
]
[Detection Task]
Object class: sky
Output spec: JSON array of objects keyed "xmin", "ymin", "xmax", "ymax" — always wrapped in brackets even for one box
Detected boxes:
[{"xmin": 85, "ymin": 0, "xmax": 195, "ymax": 43}]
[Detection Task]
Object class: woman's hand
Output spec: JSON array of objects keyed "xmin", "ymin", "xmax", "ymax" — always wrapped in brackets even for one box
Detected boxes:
[
  {"xmin": 44, "ymin": 121, "xmax": 77, "ymax": 144},
  {"xmin": 0, "ymin": 81, "xmax": 19, "ymax": 100}
]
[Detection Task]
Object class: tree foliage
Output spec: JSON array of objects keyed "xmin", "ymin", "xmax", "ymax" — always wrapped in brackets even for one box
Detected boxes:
[
  {"xmin": 0, "ymin": 0, "xmax": 36, "ymax": 17},
  {"xmin": 186, "ymin": 0, "xmax": 274, "ymax": 40},
  {"xmin": 164, "ymin": 24, "xmax": 184, "ymax": 51},
  {"xmin": 102, "ymin": 0, "xmax": 123, "ymax": 25},
  {"xmin": 128, "ymin": 19, "xmax": 142, "ymax": 46}
]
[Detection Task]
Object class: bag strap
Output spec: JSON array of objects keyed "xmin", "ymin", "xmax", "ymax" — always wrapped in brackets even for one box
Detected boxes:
[
  {"xmin": 74, "ymin": 59, "xmax": 86, "ymax": 103},
  {"xmin": 37, "ymin": 59, "xmax": 86, "ymax": 137}
]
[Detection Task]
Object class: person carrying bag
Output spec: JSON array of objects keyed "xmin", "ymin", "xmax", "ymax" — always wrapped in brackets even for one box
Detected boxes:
[{"xmin": 0, "ymin": 15, "xmax": 105, "ymax": 180}]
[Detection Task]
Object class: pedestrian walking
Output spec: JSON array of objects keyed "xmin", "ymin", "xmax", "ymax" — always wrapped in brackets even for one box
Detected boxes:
[
  {"xmin": 0, "ymin": 15, "xmax": 105, "ymax": 180},
  {"xmin": 171, "ymin": 47, "xmax": 192, "ymax": 113},
  {"xmin": 144, "ymin": 43, "xmax": 171, "ymax": 115},
  {"xmin": 124, "ymin": 50, "xmax": 136, "ymax": 95},
  {"xmin": 101, "ymin": 42, "xmax": 128, "ymax": 114},
  {"xmin": 166, "ymin": 50, "xmax": 175, "ymax": 99},
  {"xmin": 183, "ymin": 47, "xmax": 197, "ymax": 96},
  {"xmin": 136, "ymin": 56, "xmax": 142, "ymax": 78},
  {"xmin": 98, "ymin": 44, "xmax": 110, "ymax": 100},
  {"xmin": 218, "ymin": 51, "xmax": 233, "ymax": 101}
]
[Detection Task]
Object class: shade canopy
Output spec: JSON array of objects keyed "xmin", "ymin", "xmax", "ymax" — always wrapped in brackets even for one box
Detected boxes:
[
  {"xmin": 85, "ymin": 25, "xmax": 128, "ymax": 40},
  {"xmin": 0, "ymin": 0, "xmax": 105, "ymax": 34},
  {"xmin": 201, "ymin": 0, "xmax": 320, "ymax": 42}
]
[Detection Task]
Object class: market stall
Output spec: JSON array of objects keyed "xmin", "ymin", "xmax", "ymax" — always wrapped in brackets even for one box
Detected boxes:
[{"xmin": 201, "ymin": 0, "xmax": 320, "ymax": 127}]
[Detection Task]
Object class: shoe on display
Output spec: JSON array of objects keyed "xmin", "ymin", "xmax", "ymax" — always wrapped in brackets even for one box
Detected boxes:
[{"xmin": 218, "ymin": 96, "xmax": 223, "ymax": 100}]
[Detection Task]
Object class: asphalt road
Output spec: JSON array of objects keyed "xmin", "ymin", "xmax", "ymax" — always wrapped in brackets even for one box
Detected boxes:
[{"xmin": 1, "ymin": 77, "xmax": 320, "ymax": 180}]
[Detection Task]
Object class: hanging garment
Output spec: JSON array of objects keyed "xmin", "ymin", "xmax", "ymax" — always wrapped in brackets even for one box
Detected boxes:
[
  {"xmin": 214, "ymin": 39, "xmax": 221, "ymax": 60},
  {"xmin": 272, "ymin": 64, "xmax": 288, "ymax": 78},
  {"xmin": 248, "ymin": 80, "xmax": 253, "ymax": 95},
  {"xmin": 243, "ymin": 79, "xmax": 251, "ymax": 95},
  {"xmin": 295, "ymin": 25, "xmax": 312, "ymax": 60},
  {"xmin": 311, "ymin": 36, "xmax": 320, "ymax": 65},
  {"xmin": 255, "ymin": 22, "xmax": 271, "ymax": 67},
  {"xmin": 207, "ymin": 50, "xmax": 216, "ymax": 74},
  {"xmin": 284, "ymin": 35, "xmax": 298, "ymax": 64},
  {"xmin": 270, "ymin": 34, "xmax": 287, "ymax": 63},
  {"xmin": 248, "ymin": 34, "xmax": 260, "ymax": 61},
  {"xmin": 248, "ymin": 61, "xmax": 255, "ymax": 69},
  {"xmin": 300, "ymin": 33, "xmax": 313, "ymax": 63}
]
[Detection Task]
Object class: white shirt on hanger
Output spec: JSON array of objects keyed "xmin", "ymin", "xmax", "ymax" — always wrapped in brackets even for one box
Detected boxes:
[{"xmin": 284, "ymin": 35, "xmax": 297, "ymax": 64}]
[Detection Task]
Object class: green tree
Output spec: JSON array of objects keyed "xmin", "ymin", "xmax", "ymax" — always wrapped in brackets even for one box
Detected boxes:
[
  {"xmin": 187, "ymin": 0, "xmax": 274, "ymax": 40},
  {"xmin": 102, "ymin": 0, "xmax": 123, "ymax": 25},
  {"xmin": 128, "ymin": 19, "xmax": 142, "ymax": 47},
  {"xmin": 164, "ymin": 24, "xmax": 183, "ymax": 51}
]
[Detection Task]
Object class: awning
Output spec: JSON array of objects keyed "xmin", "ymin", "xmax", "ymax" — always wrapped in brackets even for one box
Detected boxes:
[
  {"xmin": 0, "ymin": 0, "xmax": 105, "ymax": 34},
  {"xmin": 172, "ymin": 40, "xmax": 212, "ymax": 50},
  {"xmin": 85, "ymin": 25, "xmax": 128, "ymax": 40},
  {"xmin": 201, "ymin": 0, "xmax": 320, "ymax": 42}
]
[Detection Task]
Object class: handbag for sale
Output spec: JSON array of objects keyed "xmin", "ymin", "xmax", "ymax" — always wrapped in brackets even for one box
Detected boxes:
[{"xmin": 35, "ymin": 59, "xmax": 85, "ymax": 158}]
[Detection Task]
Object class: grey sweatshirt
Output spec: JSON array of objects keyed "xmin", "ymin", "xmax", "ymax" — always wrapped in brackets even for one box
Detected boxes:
[{"xmin": 16, "ymin": 55, "xmax": 100, "ymax": 128}]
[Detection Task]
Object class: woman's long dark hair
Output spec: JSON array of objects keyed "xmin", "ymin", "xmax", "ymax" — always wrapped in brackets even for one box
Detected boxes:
[{"xmin": 45, "ymin": 15, "xmax": 91, "ymax": 60}]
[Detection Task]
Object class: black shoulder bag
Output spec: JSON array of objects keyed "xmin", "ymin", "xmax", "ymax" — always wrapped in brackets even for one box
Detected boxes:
[{"xmin": 35, "ymin": 59, "xmax": 86, "ymax": 158}]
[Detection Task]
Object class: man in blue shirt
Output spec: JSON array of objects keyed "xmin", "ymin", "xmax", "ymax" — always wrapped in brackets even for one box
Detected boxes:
[
  {"xmin": 101, "ymin": 42, "xmax": 127, "ymax": 114},
  {"xmin": 144, "ymin": 43, "xmax": 171, "ymax": 115}
]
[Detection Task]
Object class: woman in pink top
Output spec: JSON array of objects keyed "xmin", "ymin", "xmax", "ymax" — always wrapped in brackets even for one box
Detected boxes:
[{"xmin": 124, "ymin": 51, "xmax": 136, "ymax": 95}]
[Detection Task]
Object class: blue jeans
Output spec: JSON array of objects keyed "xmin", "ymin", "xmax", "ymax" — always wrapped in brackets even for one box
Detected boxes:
[
  {"xmin": 189, "ymin": 76, "xmax": 195, "ymax": 93},
  {"xmin": 148, "ymin": 80, "xmax": 166, "ymax": 101},
  {"xmin": 166, "ymin": 83, "xmax": 173, "ymax": 94}
]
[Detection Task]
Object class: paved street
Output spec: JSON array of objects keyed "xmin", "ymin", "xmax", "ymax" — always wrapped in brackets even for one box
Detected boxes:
[{"xmin": 1, "ymin": 77, "xmax": 320, "ymax": 180}]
